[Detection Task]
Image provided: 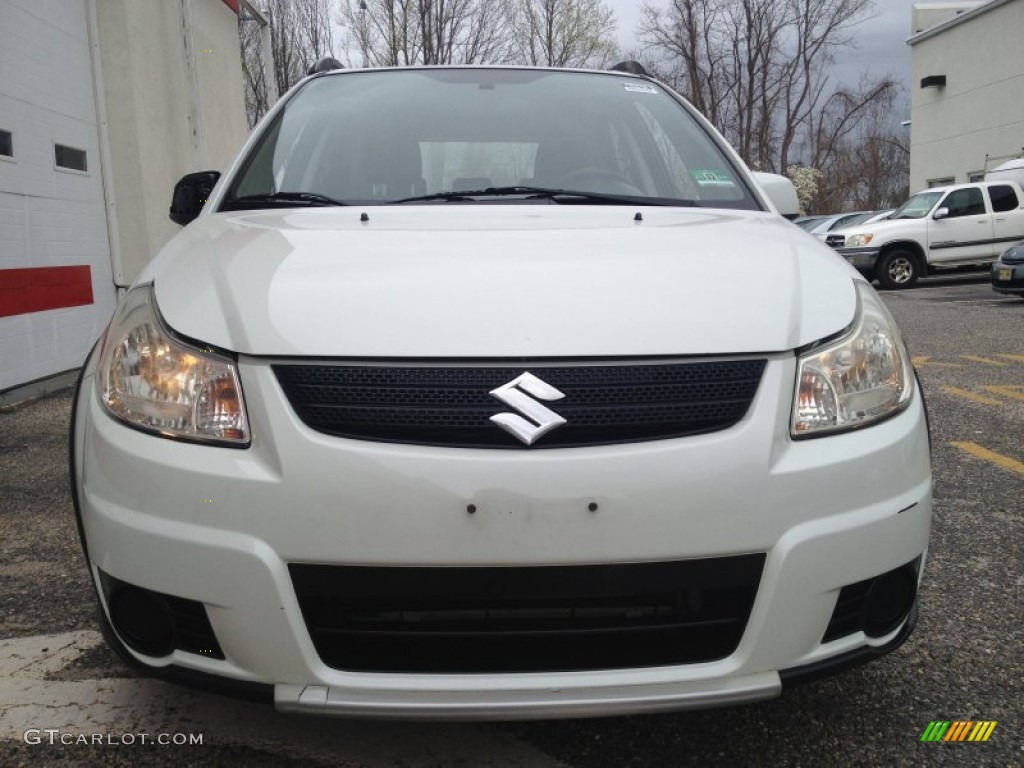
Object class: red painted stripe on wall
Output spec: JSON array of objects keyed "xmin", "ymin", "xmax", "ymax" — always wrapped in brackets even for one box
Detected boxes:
[
  {"xmin": 221, "ymin": 0, "xmax": 240, "ymax": 13},
  {"xmin": 0, "ymin": 266, "xmax": 94, "ymax": 318}
]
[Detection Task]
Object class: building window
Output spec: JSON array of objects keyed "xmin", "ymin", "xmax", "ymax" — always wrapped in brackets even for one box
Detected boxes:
[
  {"xmin": 0, "ymin": 130, "xmax": 12, "ymax": 158},
  {"xmin": 968, "ymin": 171, "xmax": 985, "ymax": 183},
  {"xmin": 55, "ymin": 143, "xmax": 87, "ymax": 172},
  {"xmin": 927, "ymin": 177, "xmax": 954, "ymax": 188}
]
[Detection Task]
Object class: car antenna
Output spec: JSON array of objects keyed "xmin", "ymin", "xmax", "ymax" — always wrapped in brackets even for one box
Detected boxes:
[
  {"xmin": 610, "ymin": 61, "xmax": 648, "ymax": 76},
  {"xmin": 307, "ymin": 57, "xmax": 344, "ymax": 76}
]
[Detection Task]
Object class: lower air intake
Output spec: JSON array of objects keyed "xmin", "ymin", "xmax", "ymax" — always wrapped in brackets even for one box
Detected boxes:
[{"xmin": 290, "ymin": 556, "xmax": 765, "ymax": 673}]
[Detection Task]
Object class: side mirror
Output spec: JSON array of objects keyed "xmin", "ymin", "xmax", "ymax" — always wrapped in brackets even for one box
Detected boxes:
[
  {"xmin": 932, "ymin": 207, "xmax": 949, "ymax": 220},
  {"xmin": 752, "ymin": 172, "xmax": 800, "ymax": 219},
  {"xmin": 169, "ymin": 171, "xmax": 221, "ymax": 226}
]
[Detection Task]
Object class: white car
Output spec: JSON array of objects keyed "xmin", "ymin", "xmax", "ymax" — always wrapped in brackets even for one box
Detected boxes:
[
  {"xmin": 802, "ymin": 211, "xmax": 875, "ymax": 240},
  {"xmin": 71, "ymin": 64, "xmax": 932, "ymax": 720}
]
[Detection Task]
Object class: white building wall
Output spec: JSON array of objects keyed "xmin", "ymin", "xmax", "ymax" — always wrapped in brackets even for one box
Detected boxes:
[
  {"xmin": 0, "ymin": 0, "xmax": 117, "ymax": 391},
  {"xmin": 911, "ymin": 2, "xmax": 983, "ymax": 34},
  {"xmin": 94, "ymin": 0, "xmax": 248, "ymax": 287},
  {"xmin": 191, "ymin": 0, "xmax": 252, "ymax": 173},
  {"xmin": 909, "ymin": 0, "xmax": 1024, "ymax": 191},
  {"xmin": 0, "ymin": 0, "xmax": 247, "ymax": 393}
]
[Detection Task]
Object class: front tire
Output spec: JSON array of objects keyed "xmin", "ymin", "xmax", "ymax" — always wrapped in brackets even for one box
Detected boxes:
[{"xmin": 876, "ymin": 250, "xmax": 920, "ymax": 290}]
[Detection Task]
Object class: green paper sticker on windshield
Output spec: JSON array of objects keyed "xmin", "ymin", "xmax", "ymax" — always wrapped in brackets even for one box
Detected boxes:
[{"xmin": 691, "ymin": 170, "xmax": 736, "ymax": 187}]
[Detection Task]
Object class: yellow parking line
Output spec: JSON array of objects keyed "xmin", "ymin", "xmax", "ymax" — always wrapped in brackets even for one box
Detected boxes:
[
  {"xmin": 950, "ymin": 442, "xmax": 1024, "ymax": 477},
  {"xmin": 911, "ymin": 356, "xmax": 962, "ymax": 368},
  {"xmin": 995, "ymin": 354, "xmax": 1024, "ymax": 363},
  {"xmin": 982, "ymin": 386, "xmax": 1024, "ymax": 402},
  {"xmin": 960, "ymin": 355, "xmax": 1007, "ymax": 366},
  {"xmin": 941, "ymin": 386, "xmax": 1003, "ymax": 407}
]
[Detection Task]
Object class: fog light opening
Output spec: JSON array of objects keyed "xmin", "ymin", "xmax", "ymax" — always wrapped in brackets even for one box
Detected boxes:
[
  {"xmin": 863, "ymin": 565, "xmax": 917, "ymax": 638},
  {"xmin": 108, "ymin": 585, "xmax": 175, "ymax": 657}
]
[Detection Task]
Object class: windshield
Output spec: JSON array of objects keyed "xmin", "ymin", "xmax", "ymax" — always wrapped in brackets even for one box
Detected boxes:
[
  {"xmin": 891, "ymin": 191, "xmax": 943, "ymax": 219},
  {"xmin": 222, "ymin": 69, "xmax": 759, "ymax": 210}
]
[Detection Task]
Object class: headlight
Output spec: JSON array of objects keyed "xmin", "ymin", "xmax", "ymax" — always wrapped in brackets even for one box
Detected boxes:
[
  {"xmin": 98, "ymin": 286, "xmax": 249, "ymax": 446},
  {"xmin": 792, "ymin": 281, "xmax": 913, "ymax": 437},
  {"xmin": 846, "ymin": 233, "xmax": 874, "ymax": 247}
]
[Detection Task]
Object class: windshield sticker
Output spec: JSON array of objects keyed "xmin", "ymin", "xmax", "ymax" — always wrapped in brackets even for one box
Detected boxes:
[
  {"xmin": 691, "ymin": 170, "xmax": 736, "ymax": 187},
  {"xmin": 623, "ymin": 82, "xmax": 657, "ymax": 94}
]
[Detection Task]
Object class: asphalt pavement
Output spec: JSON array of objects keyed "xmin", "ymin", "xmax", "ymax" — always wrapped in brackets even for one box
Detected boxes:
[{"xmin": 0, "ymin": 275, "xmax": 1020, "ymax": 766}]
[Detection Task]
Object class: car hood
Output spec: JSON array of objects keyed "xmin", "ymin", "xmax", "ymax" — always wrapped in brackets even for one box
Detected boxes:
[
  {"xmin": 144, "ymin": 206, "xmax": 858, "ymax": 358},
  {"xmin": 840, "ymin": 216, "xmax": 923, "ymax": 241}
]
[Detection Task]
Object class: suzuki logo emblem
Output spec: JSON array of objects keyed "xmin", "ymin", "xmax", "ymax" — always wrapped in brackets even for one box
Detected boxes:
[{"xmin": 489, "ymin": 372, "xmax": 567, "ymax": 445}]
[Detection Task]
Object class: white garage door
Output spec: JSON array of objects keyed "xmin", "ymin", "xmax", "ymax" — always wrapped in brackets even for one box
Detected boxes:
[{"xmin": 0, "ymin": 0, "xmax": 116, "ymax": 392}]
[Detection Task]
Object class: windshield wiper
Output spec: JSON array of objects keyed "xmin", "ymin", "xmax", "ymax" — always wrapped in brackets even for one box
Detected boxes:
[
  {"xmin": 220, "ymin": 191, "xmax": 348, "ymax": 211},
  {"xmin": 391, "ymin": 186, "xmax": 694, "ymax": 207}
]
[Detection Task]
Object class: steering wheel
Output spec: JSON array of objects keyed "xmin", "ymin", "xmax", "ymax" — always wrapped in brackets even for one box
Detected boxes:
[{"xmin": 557, "ymin": 167, "xmax": 646, "ymax": 196}]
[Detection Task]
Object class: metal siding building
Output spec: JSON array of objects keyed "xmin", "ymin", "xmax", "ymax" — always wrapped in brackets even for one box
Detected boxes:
[
  {"xmin": 0, "ymin": 0, "xmax": 249, "ymax": 395},
  {"xmin": 908, "ymin": 0, "xmax": 1024, "ymax": 192}
]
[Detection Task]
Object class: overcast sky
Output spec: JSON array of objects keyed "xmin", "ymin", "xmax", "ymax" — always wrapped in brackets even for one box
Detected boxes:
[{"xmin": 607, "ymin": 0, "xmax": 918, "ymax": 106}]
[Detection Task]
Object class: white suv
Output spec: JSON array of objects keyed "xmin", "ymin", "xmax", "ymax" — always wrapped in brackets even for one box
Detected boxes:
[{"xmin": 71, "ymin": 65, "xmax": 932, "ymax": 719}]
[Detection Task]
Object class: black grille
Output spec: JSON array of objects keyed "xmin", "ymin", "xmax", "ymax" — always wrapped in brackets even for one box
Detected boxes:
[
  {"xmin": 99, "ymin": 571, "xmax": 224, "ymax": 659},
  {"xmin": 273, "ymin": 359, "xmax": 766, "ymax": 448},
  {"xmin": 823, "ymin": 560, "xmax": 919, "ymax": 642},
  {"xmin": 289, "ymin": 556, "xmax": 765, "ymax": 673},
  {"xmin": 825, "ymin": 234, "xmax": 845, "ymax": 249},
  {"xmin": 164, "ymin": 596, "xmax": 225, "ymax": 658},
  {"xmin": 822, "ymin": 580, "xmax": 872, "ymax": 642}
]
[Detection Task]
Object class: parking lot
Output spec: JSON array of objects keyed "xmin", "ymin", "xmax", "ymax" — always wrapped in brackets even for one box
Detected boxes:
[{"xmin": 1, "ymin": 276, "xmax": 1020, "ymax": 767}]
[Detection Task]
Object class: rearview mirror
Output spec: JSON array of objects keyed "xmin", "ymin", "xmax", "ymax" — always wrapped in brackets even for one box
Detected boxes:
[
  {"xmin": 752, "ymin": 172, "xmax": 800, "ymax": 219},
  {"xmin": 169, "ymin": 171, "xmax": 221, "ymax": 226},
  {"xmin": 932, "ymin": 207, "xmax": 950, "ymax": 221}
]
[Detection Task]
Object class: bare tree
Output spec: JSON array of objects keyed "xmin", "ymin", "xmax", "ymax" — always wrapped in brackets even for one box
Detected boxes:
[
  {"xmin": 638, "ymin": 0, "xmax": 904, "ymax": 196},
  {"xmin": 775, "ymin": 0, "xmax": 877, "ymax": 172},
  {"xmin": 239, "ymin": 15, "xmax": 270, "ymax": 128},
  {"xmin": 505, "ymin": 0, "xmax": 619, "ymax": 67},
  {"xmin": 299, "ymin": 0, "xmax": 337, "ymax": 63},
  {"xmin": 340, "ymin": 0, "xmax": 508, "ymax": 66},
  {"xmin": 342, "ymin": 0, "xmax": 416, "ymax": 66},
  {"xmin": 638, "ymin": 0, "xmax": 796, "ymax": 170},
  {"xmin": 811, "ymin": 83, "xmax": 909, "ymax": 211},
  {"xmin": 638, "ymin": 0, "xmax": 731, "ymax": 126},
  {"xmin": 266, "ymin": 0, "xmax": 337, "ymax": 93},
  {"xmin": 243, "ymin": 0, "xmax": 623, "ymax": 124},
  {"xmin": 240, "ymin": 0, "xmax": 339, "ymax": 128}
]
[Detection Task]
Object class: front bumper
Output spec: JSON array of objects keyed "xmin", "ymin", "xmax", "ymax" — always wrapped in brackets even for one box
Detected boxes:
[
  {"xmin": 836, "ymin": 247, "xmax": 882, "ymax": 270},
  {"xmin": 73, "ymin": 352, "xmax": 932, "ymax": 719},
  {"xmin": 271, "ymin": 607, "xmax": 917, "ymax": 719},
  {"xmin": 991, "ymin": 260, "xmax": 1024, "ymax": 294}
]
